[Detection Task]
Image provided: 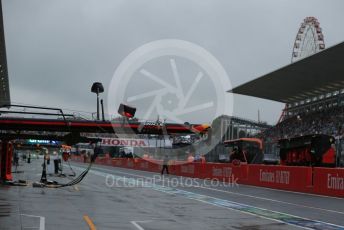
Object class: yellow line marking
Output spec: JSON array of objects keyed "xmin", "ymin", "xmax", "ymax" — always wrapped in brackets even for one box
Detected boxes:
[{"xmin": 83, "ymin": 215, "xmax": 97, "ymax": 230}]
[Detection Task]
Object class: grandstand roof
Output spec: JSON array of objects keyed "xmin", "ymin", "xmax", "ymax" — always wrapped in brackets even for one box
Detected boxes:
[{"xmin": 228, "ymin": 41, "xmax": 344, "ymax": 104}]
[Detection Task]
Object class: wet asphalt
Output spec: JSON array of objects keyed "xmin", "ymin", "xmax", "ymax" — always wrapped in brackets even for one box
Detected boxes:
[{"xmin": 1, "ymin": 159, "xmax": 344, "ymax": 230}]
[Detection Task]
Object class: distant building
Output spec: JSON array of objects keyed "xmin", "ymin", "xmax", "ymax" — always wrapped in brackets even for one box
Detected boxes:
[{"xmin": 0, "ymin": 0, "xmax": 10, "ymax": 107}]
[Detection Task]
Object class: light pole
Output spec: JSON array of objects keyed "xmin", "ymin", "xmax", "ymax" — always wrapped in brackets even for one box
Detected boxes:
[{"xmin": 91, "ymin": 82, "xmax": 104, "ymax": 121}]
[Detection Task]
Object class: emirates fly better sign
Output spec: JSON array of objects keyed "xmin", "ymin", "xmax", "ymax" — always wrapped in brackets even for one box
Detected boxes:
[{"xmin": 101, "ymin": 138, "xmax": 172, "ymax": 148}]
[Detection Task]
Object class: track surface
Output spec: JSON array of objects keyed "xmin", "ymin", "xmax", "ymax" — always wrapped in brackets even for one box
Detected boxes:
[{"xmin": 1, "ymin": 159, "xmax": 344, "ymax": 230}]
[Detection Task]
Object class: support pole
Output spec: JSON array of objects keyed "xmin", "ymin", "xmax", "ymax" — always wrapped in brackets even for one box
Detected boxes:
[
  {"xmin": 101, "ymin": 99, "xmax": 105, "ymax": 121},
  {"xmin": 96, "ymin": 92, "xmax": 100, "ymax": 121},
  {"xmin": 0, "ymin": 141, "xmax": 13, "ymax": 181},
  {"xmin": 40, "ymin": 154, "xmax": 47, "ymax": 183}
]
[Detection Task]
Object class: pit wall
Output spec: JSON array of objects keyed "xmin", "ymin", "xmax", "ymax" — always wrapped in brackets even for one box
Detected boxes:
[{"xmin": 71, "ymin": 156, "xmax": 344, "ymax": 198}]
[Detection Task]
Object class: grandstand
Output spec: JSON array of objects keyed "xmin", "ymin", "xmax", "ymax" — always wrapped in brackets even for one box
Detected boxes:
[
  {"xmin": 229, "ymin": 41, "xmax": 344, "ymax": 165},
  {"xmin": 264, "ymin": 106, "xmax": 344, "ymax": 140}
]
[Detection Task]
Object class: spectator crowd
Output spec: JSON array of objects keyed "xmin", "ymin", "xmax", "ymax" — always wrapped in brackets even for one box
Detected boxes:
[{"xmin": 261, "ymin": 106, "xmax": 344, "ymax": 141}]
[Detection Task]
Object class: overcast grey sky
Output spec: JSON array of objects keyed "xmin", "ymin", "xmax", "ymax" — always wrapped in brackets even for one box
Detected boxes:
[{"xmin": 3, "ymin": 0, "xmax": 344, "ymax": 124}]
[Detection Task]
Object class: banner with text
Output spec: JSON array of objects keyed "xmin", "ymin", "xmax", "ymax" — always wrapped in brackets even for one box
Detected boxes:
[{"xmin": 101, "ymin": 138, "xmax": 172, "ymax": 148}]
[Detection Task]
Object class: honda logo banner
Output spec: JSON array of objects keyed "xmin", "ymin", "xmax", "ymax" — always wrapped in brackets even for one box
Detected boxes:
[{"xmin": 101, "ymin": 138, "xmax": 172, "ymax": 148}]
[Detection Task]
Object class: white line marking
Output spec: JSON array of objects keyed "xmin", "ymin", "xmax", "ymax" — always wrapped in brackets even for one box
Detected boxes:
[
  {"xmin": 21, "ymin": 214, "xmax": 45, "ymax": 230},
  {"xmin": 242, "ymin": 183, "xmax": 344, "ymax": 200},
  {"xmin": 74, "ymin": 165, "xmax": 344, "ymax": 230},
  {"xmin": 85, "ymin": 165, "xmax": 344, "ymax": 215},
  {"xmin": 155, "ymin": 186, "xmax": 344, "ymax": 230},
  {"xmin": 191, "ymin": 185, "xmax": 344, "ymax": 215},
  {"xmin": 130, "ymin": 220, "xmax": 152, "ymax": 230}
]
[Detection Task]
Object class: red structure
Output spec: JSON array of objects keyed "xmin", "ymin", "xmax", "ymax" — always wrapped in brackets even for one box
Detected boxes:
[
  {"xmin": 279, "ymin": 134, "xmax": 336, "ymax": 166},
  {"xmin": 0, "ymin": 117, "xmax": 194, "ymax": 134},
  {"xmin": 0, "ymin": 116, "xmax": 200, "ymax": 181},
  {"xmin": 73, "ymin": 156, "xmax": 344, "ymax": 198},
  {"xmin": 0, "ymin": 141, "xmax": 13, "ymax": 181}
]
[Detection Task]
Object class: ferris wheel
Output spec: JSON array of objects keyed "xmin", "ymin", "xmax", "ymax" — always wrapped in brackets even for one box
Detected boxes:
[
  {"xmin": 278, "ymin": 17, "xmax": 326, "ymax": 123},
  {"xmin": 291, "ymin": 17, "xmax": 325, "ymax": 63}
]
